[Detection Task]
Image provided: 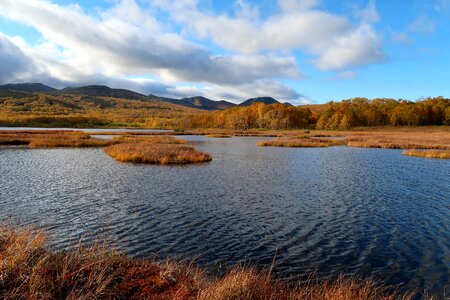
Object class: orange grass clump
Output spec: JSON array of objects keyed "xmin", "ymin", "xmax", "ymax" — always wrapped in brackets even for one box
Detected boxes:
[
  {"xmin": 0, "ymin": 226, "xmax": 421, "ymax": 300},
  {"xmin": 205, "ymin": 134, "xmax": 233, "ymax": 138},
  {"xmin": 345, "ymin": 130, "xmax": 450, "ymax": 150},
  {"xmin": 402, "ymin": 149, "xmax": 450, "ymax": 159},
  {"xmin": 104, "ymin": 142, "xmax": 212, "ymax": 164},
  {"xmin": 257, "ymin": 137, "xmax": 345, "ymax": 148},
  {"xmin": 0, "ymin": 130, "xmax": 114, "ymax": 148},
  {"xmin": 113, "ymin": 135, "xmax": 187, "ymax": 144}
]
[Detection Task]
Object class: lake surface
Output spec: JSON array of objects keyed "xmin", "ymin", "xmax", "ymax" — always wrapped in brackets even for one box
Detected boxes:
[{"xmin": 0, "ymin": 135, "xmax": 449, "ymax": 298}]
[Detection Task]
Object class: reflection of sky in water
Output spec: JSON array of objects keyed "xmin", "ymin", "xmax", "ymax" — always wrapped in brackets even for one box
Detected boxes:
[{"xmin": 0, "ymin": 136, "xmax": 449, "ymax": 297}]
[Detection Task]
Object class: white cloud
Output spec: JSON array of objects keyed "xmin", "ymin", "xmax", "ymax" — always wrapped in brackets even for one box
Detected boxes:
[
  {"xmin": 0, "ymin": 0, "xmax": 386, "ymax": 102},
  {"xmin": 153, "ymin": 0, "xmax": 386, "ymax": 70},
  {"xmin": 312, "ymin": 24, "xmax": 386, "ymax": 70},
  {"xmin": 409, "ymin": 16, "xmax": 436, "ymax": 34},
  {"xmin": 391, "ymin": 32, "xmax": 413, "ymax": 46}
]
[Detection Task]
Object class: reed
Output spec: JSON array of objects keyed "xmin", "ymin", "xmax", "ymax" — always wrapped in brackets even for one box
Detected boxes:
[
  {"xmin": 345, "ymin": 129, "xmax": 450, "ymax": 150},
  {"xmin": 0, "ymin": 226, "xmax": 420, "ymax": 300},
  {"xmin": 257, "ymin": 137, "xmax": 345, "ymax": 148},
  {"xmin": 113, "ymin": 135, "xmax": 187, "ymax": 144},
  {"xmin": 205, "ymin": 134, "xmax": 233, "ymax": 138},
  {"xmin": 402, "ymin": 149, "xmax": 450, "ymax": 159},
  {"xmin": 104, "ymin": 142, "xmax": 212, "ymax": 164},
  {"xmin": 28, "ymin": 138, "xmax": 114, "ymax": 148}
]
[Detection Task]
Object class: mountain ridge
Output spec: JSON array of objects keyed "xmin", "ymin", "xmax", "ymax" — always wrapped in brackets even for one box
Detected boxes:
[{"xmin": 0, "ymin": 83, "xmax": 290, "ymax": 110}]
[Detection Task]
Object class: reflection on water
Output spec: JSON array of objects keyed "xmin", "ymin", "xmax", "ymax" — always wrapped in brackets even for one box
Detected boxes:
[{"xmin": 0, "ymin": 135, "xmax": 449, "ymax": 297}]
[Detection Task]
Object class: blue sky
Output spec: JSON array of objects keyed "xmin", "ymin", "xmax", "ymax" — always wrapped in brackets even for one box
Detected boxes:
[{"xmin": 0, "ymin": 0, "xmax": 449, "ymax": 104}]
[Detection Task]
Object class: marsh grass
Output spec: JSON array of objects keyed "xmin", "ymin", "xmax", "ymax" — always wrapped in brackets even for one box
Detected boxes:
[
  {"xmin": 0, "ymin": 130, "xmax": 114, "ymax": 148},
  {"xmin": 205, "ymin": 134, "xmax": 233, "ymax": 138},
  {"xmin": 0, "ymin": 226, "xmax": 420, "ymax": 300},
  {"xmin": 402, "ymin": 149, "xmax": 450, "ymax": 159},
  {"xmin": 345, "ymin": 129, "xmax": 450, "ymax": 150},
  {"xmin": 104, "ymin": 142, "xmax": 212, "ymax": 164},
  {"xmin": 113, "ymin": 135, "xmax": 187, "ymax": 144},
  {"xmin": 257, "ymin": 137, "xmax": 345, "ymax": 148}
]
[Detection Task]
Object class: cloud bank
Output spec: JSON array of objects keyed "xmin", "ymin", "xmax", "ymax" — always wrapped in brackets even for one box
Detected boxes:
[{"xmin": 0, "ymin": 0, "xmax": 386, "ymax": 103}]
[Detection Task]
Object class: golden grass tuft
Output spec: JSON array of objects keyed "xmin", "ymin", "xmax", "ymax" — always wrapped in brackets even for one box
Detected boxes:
[
  {"xmin": 402, "ymin": 149, "xmax": 450, "ymax": 159},
  {"xmin": 345, "ymin": 129, "xmax": 450, "ymax": 150},
  {"xmin": 257, "ymin": 137, "xmax": 345, "ymax": 148},
  {"xmin": 113, "ymin": 135, "xmax": 187, "ymax": 144},
  {"xmin": 104, "ymin": 142, "xmax": 212, "ymax": 164},
  {"xmin": 205, "ymin": 134, "xmax": 233, "ymax": 138},
  {"xmin": 0, "ymin": 226, "xmax": 422, "ymax": 300},
  {"xmin": 0, "ymin": 130, "xmax": 114, "ymax": 148}
]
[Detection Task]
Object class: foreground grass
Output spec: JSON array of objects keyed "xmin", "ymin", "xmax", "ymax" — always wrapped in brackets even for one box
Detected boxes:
[
  {"xmin": 105, "ymin": 143, "xmax": 212, "ymax": 164},
  {"xmin": 0, "ymin": 226, "xmax": 417, "ymax": 300},
  {"xmin": 403, "ymin": 149, "xmax": 450, "ymax": 159},
  {"xmin": 257, "ymin": 137, "xmax": 345, "ymax": 148}
]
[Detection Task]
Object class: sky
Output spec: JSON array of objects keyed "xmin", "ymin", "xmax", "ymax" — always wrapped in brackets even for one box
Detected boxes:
[{"xmin": 0, "ymin": 0, "xmax": 449, "ymax": 104}]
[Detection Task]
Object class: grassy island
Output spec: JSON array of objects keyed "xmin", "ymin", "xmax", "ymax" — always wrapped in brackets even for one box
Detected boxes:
[
  {"xmin": 105, "ymin": 143, "xmax": 212, "ymax": 165},
  {"xmin": 257, "ymin": 137, "xmax": 345, "ymax": 148},
  {"xmin": 403, "ymin": 149, "xmax": 450, "ymax": 159},
  {"xmin": 0, "ymin": 226, "xmax": 419, "ymax": 300}
]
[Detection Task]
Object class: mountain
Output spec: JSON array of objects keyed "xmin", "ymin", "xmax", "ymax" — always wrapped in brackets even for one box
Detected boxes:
[
  {"xmin": 150, "ymin": 95, "xmax": 236, "ymax": 111},
  {"xmin": 239, "ymin": 97, "xmax": 280, "ymax": 106},
  {"xmin": 61, "ymin": 85, "xmax": 147, "ymax": 100},
  {"xmin": 0, "ymin": 83, "xmax": 57, "ymax": 93}
]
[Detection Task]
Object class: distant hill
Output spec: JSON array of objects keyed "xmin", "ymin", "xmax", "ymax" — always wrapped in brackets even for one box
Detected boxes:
[
  {"xmin": 239, "ymin": 97, "xmax": 280, "ymax": 106},
  {"xmin": 61, "ymin": 85, "xmax": 147, "ymax": 100},
  {"xmin": 149, "ymin": 95, "xmax": 236, "ymax": 111},
  {"xmin": 0, "ymin": 83, "xmax": 56, "ymax": 93}
]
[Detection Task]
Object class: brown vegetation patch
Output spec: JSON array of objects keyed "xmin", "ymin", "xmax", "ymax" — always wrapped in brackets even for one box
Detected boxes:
[
  {"xmin": 0, "ymin": 226, "xmax": 421, "ymax": 300},
  {"xmin": 0, "ymin": 130, "xmax": 114, "ymax": 148},
  {"xmin": 402, "ymin": 149, "xmax": 450, "ymax": 159},
  {"xmin": 257, "ymin": 137, "xmax": 345, "ymax": 148},
  {"xmin": 113, "ymin": 135, "xmax": 187, "ymax": 144},
  {"xmin": 205, "ymin": 134, "xmax": 232, "ymax": 138},
  {"xmin": 104, "ymin": 143, "xmax": 212, "ymax": 164},
  {"xmin": 345, "ymin": 129, "xmax": 450, "ymax": 150}
]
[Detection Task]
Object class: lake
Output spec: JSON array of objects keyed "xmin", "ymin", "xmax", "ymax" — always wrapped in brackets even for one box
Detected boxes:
[{"xmin": 0, "ymin": 135, "xmax": 449, "ymax": 297}]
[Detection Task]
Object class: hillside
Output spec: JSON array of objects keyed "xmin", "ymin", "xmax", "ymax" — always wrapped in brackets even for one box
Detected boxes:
[
  {"xmin": 156, "ymin": 96, "xmax": 236, "ymax": 111},
  {"xmin": 0, "ymin": 83, "xmax": 56, "ymax": 93},
  {"xmin": 239, "ymin": 97, "xmax": 280, "ymax": 106},
  {"xmin": 0, "ymin": 92, "xmax": 200, "ymax": 128},
  {"xmin": 61, "ymin": 85, "xmax": 148, "ymax": 100}
]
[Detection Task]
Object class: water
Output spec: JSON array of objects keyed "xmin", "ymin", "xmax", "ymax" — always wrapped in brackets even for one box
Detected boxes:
[{"xmin": 0, "ymin": 135, "xmax": 449, "ymax": 298}]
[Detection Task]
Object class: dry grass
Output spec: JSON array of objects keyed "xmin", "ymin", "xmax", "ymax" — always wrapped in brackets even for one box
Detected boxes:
[
  {"xmin": 345, "ymin": 128, "xmax": 450, "ymax": 150},
  {"xmin": 113, "ymin": 135, "xmax": 187, "ymax": 144},
  {"xmin": 105, "ymin": 142, "xmax": 212, "ymax": 164},
  {"xmin": 0, "ymin": 130, "xmax": 114, "ymax": 148},
  {"xmin": 257, "ymin": 137, "xmax": 345, "ymax": 148},
  {"xmin": 403, "ymin": 149, "xmax": 450, "ymax": 159},
  {"xmin": 205, "ymin": 134, "xmax": 233, "ymax": 138},
  {"xmin": 0, "ymin": 226, "xmax": 422, "ymax": 300},
  {"xmin": 0, "ymin": 226, "xmax": 202, "ymax": 299}
]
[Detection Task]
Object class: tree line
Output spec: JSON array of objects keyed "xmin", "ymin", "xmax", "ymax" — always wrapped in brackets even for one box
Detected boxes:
[{"xmin": 185, "ymin": 97, "xmax": 450, "ymax": 130}]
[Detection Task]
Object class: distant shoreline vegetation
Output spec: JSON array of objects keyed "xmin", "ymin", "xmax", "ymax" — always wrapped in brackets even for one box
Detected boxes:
[{"xmin": 0, "ymin": 88, "xmax": 449, "ymax": 130}]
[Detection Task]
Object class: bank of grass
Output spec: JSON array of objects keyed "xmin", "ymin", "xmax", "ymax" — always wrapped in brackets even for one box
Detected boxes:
[
  {"xmin": 0, "ymin": 130, "xmax": 114, "ymax": 148},
  {"xmin": 344, "ymin": 128, "xmax": 450, "ymax": 150},
  {"xmin": 257, "ymin": 137, "xmax": 345, "ymax": 148},
  {"xmin": 105, "ymin": 143, "xmax": 212, "ymax": 164},
  {"xmin": 402, "ymin": 149, "xmax": 450, "ymax": 159},
  {"xmin": 205, "ymin": 134, "xmax": 233, "ymax": 138},
  {"xmin": 113, "ymin": 135, "xmax": 187, "ymax": 144},
  {"xmin": 0, "ymin": 226, "xmax": 418, "ymax": 300}
]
